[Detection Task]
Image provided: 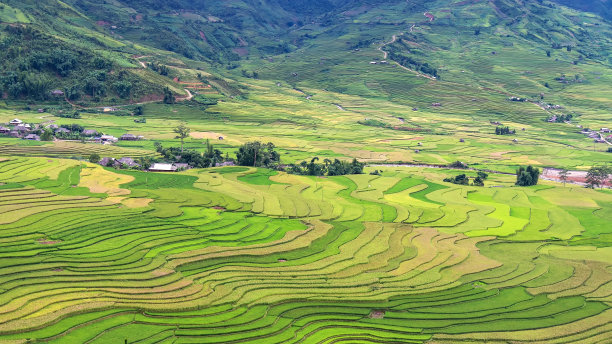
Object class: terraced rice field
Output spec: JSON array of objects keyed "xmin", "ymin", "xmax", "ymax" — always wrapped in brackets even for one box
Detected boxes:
[{"xmin": 0, "ymin": 158, "xmax": 609, "ymax": 343}]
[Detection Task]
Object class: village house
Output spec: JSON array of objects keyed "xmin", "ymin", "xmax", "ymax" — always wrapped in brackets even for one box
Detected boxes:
[
  {"xmin": 82, "ymin": 129, "xmax": 98, "ymax": 136},
  {"xmin": 50, "ymin": 90, "xmax": 64, "ymax": 97},
  {"xmin": 55, "ymin": 127, "xmax": 70, "ymax": 134},
  {"xmin": 99, "ymin": 135, "xmax": 118, "ymax": 144},
  {"xmin": 149, "ymin": 163, "xmax": 178, "ymax": 172},
  {"xmin": 46, "ymin": 124, "xmax": 59, "ymax": 130},
  {"xmin": 174, "ymin": 163, "xmax": 191, "ymax": 171},
  {"xmin": 103, "ymin": 107, "xmax": 117, "ymax": 112},
  {"xmin": 547, "ymin": 115, "xmax": 558, "ymax": 123},
  {"xmin": 601, "ymin": 128, "xmax": 610, "ymax": 133},
  {"xmin": 98, "ymin": 157, "xmax": 114, "ymax": 166},
  {"xmin": 23, "ymin": 134, "xmax": 40, "ymax": 141},
  {"xmin": 14, "ymin": 125, "xmax": 30, "ymax": 133},
  {"xmin": 0, "ymin": 126, "xmax": 10, "ymax": 134},
  {"xmin": 116, "ymin": 157, "xmax": 140, "ymax": 168},
  {"xmin": 120, "ymin": 134, "xmax": 140, "ymax": 141},
  {"xmin": 216, "ymin": 161, "xmax": 236, "ymax": 167},
  {"xmin": 9, "ymin": 131, "xmax": 20, "ymax": 138},
  {"xmin": 9, "ymin": 119, "xmax": 23, "ymax": 125}
]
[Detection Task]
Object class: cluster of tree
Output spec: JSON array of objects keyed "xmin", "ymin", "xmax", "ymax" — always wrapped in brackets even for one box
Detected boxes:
[
  {"xmin": 444, "ymin": 172, "xmax": 488, "ymax": 186},
  {"xmin": 148, "ymin": 63, "xmax": 170, "ymax": 76},
  {"xmin": 0, "ymin": 25, "xmax": 158, "ymax": 102},
  {"xmin": 495, "ymin": 126, "xmax": 516, "ymax": 135},
  {"xmin": 547, "ymin": 114, "xmax": 573, "ymax": 123},
  {"xmin": 163, "ymin": 87, "xmax": 176, "ymax": 104},
  {"xmin": 585, "ymin": 166, "xmax": 611, "ymax": 189},
  {"xmin": 516, "ymin": 165, "xmax": 540, "ymax": 186},
  {"xmin": 286, "ymin": 158, "xmax": 365, "ymax": 176},
  {"xmin": 241, "ymin": 70, "xmax": 259, "ymax": 79},
  {"xmin": 235, "ymin": 141, "xmax": 280, "ymax": 168},
  {"xmin": 349, "ymin": 38, "xmax": 377, "ymax": 50},
  {"xmin": 154, "ymin": 140, "xmax": 226, "ymax": 168},
  {"xmin": 387, "ymin": 51, "xmax": 439, "ymax": 78}
]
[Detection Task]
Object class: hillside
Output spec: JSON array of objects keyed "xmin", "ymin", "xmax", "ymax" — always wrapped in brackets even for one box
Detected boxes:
[
  {"xmin": 0, "ymin": 0, "xmax": 610, "ymax": 107},
  {"xmin": 0, "ymin": 1, "xmax": 611, "ymax": 344}
]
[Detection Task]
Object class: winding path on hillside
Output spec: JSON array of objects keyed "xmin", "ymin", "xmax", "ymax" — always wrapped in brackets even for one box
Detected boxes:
[{"xmin": 378, "ymin": 34, "xmax": 437, "ymax": 80}]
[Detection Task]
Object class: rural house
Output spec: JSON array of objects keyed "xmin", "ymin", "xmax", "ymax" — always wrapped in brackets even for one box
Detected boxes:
[
  {"xmin": 149, "ymin": 163, "xmax": 178, "ymax": 172},
  {"xmin": 98, "ymin": 157, "xmax": 114, "ymax": 166},
  {"xmin": 23, "ymin": 134, "xmax": 40, "ymax": 141},
  {"xmin": 116, "ymin": 157, "xmax": 140, "ymax": 168},
  {"xmin": 9, "ymin": 119, "xmax": 23, "ymax": 125},
  {"xmin": 100, "ymin": 135, "xmax": 118, "ymax": 143},
  {"xmin": 120, "ymin": 134, "xmax": 140, "ymax": 141},
  {"xmin": 14, "ymin": 125, "xmax": 30, "ymax": 132},
  {"xmin": 50, "ymin": 90, "xmax": 64, "ymax": 97},
  {"xmin": 82, "ymin": 129, "xmax": 98, "ymax": 136},
  {"xmin": 0, "ymin": 126, "xmax": 10, "ymax": 134},
  {"xmin": 55, "ymin": 128, "xmax": 70, "ymax": 134}
]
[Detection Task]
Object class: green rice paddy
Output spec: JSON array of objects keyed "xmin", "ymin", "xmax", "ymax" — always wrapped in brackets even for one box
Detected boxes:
[{"xmin": 0, "ymin": 158, "xmax": 609, "ymax": 343}]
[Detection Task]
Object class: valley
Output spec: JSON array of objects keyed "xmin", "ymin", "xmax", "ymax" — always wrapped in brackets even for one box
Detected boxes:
[{"xmin": 0, "ymin": 0, "xmax": 610, "ymax": 343}]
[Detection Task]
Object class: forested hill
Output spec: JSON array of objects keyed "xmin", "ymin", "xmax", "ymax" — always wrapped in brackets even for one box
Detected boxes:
[{"xmin": 0, "ymin": 0, "xmax": 610, "ymax": 104}]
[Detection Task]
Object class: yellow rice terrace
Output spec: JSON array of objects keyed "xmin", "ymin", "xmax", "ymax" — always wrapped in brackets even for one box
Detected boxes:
[{"xmin": 0, "ymin": 0, "xmax": 611, "ymax": 343}]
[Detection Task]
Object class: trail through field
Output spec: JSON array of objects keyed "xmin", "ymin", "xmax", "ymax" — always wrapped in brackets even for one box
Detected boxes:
[
  {"xmin": 378, "ymin": 34, "xmax": 437, "ymax": 81},
  {"xmin": 599, "ymin": 133, "xmax": 612, "ymax": 145},
  {"xmin": 134, "ymin": 55, "xmax": 150, "ymax": 69},
  {"xmin": 378, "ymin": 34, "xmax": 398, "ymax": 59}
]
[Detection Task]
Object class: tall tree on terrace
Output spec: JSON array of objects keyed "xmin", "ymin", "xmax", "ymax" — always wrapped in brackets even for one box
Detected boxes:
[
  {"xmin": 173, "ymin": 124, "xmax": 190, "ymax": 153},
  {"xmin": 559, "ymin": 169, "xmax": 569, "ymax": 187},
  {"xmin": 586, "ymin": 166, "xmax": 611, "ymax": 189}
]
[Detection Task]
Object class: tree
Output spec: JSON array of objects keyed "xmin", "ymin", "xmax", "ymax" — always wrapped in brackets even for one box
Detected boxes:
[
  {"xmin": 134, "ymin": 106, "xmax": 143, "ymax": 116},
  {"xmin": 89, "ymin": 153, "xmax": 101, "ymax": 164},
  {"xmin": 559, "ymin": 169, "xmax": 569, "ymax": 187},
  {"xmin": 235, "ymin": 141, "xmax": 280, "ymax": 167},
  {"xmin": 40, "ymin": 129, "xmax": 54, "ymax": 141},
  {"xmin": 586, "ymin": 166, "xmax": 610, "ymax": 189},
  {"xmin": 173, "ymin": 124, "xmax": 190, "ymax": 153},
  {"xmin": 516, "ymin": 165, "xmax": 540, "ymax": 186},
  {"xmin": 163, "ymin": 87, "xmax": 175, "ymax": 104}
]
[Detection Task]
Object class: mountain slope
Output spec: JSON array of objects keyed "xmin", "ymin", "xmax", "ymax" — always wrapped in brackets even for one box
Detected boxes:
[{"xmin": 0, "ymin": 0, "xmax": 610, "ymax": 107}]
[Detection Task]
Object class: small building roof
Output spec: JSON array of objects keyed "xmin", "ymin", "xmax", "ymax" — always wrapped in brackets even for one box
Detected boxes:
[
  {"xmin": 117, "ymin": 157, "xmax": 140, "ymax": 167},
  {"xmin": 14, "ymin": 125, "xmax": 30, "ymax": 132},
  {"xmin": 120, "ymin": 133, "xmax": 138, "ymax": 139},
  {"xmin": 149, "ymin": 163, "xmax": 177, "ymax": 172},
  {"xmin": 9, "ymin": 119, "xmax": 23, "ymax": 124},
  {"xmin": 82, "ymin": 129, "xmax": 98, "ymax": 136}
]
